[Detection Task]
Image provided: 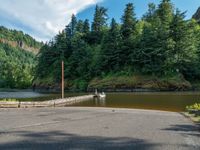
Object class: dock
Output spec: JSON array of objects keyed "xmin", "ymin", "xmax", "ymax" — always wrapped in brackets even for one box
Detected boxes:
[{"xmin": 0, "ymin": 95, "xmax": 94, "ymax": 108}]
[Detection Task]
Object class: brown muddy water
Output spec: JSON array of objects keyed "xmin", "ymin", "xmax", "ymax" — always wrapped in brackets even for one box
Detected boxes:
[
  {"xmin": 0, "ymin": 91, "xmax": 200, "ymax": 112},
  {"xmin": 70, "ymin": 92, "xmax": 200, "ymax": 112}
]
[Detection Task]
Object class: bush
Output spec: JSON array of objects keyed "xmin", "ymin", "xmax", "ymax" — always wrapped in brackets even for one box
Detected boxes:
[
  {"xmin": 0, "ymin": 98, "xmax": 18, "ymax": 102},
  {"xmin": 186, "ymin": 103, "xmax": 200, "ymax": 117},
  {"xmin": 186, "ymin": 103, "xmax": 200, "ymax": 111}
]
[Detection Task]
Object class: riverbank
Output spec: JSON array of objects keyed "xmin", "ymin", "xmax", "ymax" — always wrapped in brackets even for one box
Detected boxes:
[
  {"xmin": 33, "ymin": 74, "xmax": 199, "ymax": 92},
  {"xmin": 88, "ymin": 75, "xmax": 193, "ymax": 91},
  {"xmin": 183, "ymin": 112, "xmax": 200, "ymax": 123}
]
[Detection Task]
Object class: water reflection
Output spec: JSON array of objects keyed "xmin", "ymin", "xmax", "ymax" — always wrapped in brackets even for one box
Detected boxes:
[
  {"xmin": 72, "ymin": 92, "xmax": 200, "ymax": 112},
  {"xmin": 1, "ymin": 91, "xmax": 200, "ymax": 112},
  {"xmin": 94, "ymin": 97, "xmax": 106, "ymax": 106}
]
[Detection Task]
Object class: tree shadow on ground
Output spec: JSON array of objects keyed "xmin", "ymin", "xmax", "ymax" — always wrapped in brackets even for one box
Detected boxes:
[
  {"xmin": 0, "ymin": 130, "xmax": 157, "ymax": 150},
  {"xmin": 162, "ymin": 124, "xmax": 200, "ymax": 132},
  {"xmin": 162, "ymin": 124, "xmax": 200, "ymax": 138},
  {"xmin": 0, "ymin": 130, "xmax": 198, "ymax": 150}
]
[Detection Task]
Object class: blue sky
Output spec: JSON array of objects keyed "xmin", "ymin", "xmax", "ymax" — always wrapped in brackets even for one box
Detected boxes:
[
  {"xmin": 0, "ymin": 0, "xmax": 199, "ymax": 42},
  {"xmin": 78, "ymin": 0, "xmax": 200, "ymax": 22}
]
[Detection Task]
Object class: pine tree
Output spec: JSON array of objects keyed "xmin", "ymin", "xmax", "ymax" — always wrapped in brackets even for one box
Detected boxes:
[
  {"xmin": 76, "ymin": 20, "xmax": 84, "ymax": 33},
  {"xmin": 68, "ymin": 34, "xmax": 92, "ymax": 80},
  {"xmin": 157, "ymin": 0, "xmax": 174, "ymax": 26},
  {"xmin": 137, "ymin": 18, "xmax": 164, "ymax": 74},
  {"xmin": 100, "ymin": 18, "xmax": 121, "ymax": 72},
  {"xmin": 156, "ymin": 0, "xmax": 175, "ymax": 74},
  {"xmin": 92, "ymin": 5, "xmax": 108, "ymax": 32},
  {"xmin": 65, "ymin": 14, "xmax": 77, "ymax": 37},
  {"xmin": 142, "ymin": 3, "xmax": 156, "ymax": 22},
  {"xmin": 120, "ymin": 3, "xmax": 137, "ymax": 69},
  {"xmin": 171, "ymin": 17, "xmax": 200, "ymax": 78},
  {"xmin": 91, "ymin": 5, "xmax": 108, "ymax": 44},
  {"xmin": 64, "ymin": 15, "xmax": 79, "ymax": 58},
  {"xmin": 83, "ymin": 19, "xmax": 90, "ymax": 42},
  {"xmin": 121, "ymin": 3, "xmax": 137, "ymax": 38},
  {"xmin": 83, "ymin": 19, "xmax": 90, "ymax": 34},
  {"xmin": 137, "ymin": 1, "xmax": 174, "ymax": 75},
  {"xmin": 170, "ymin": 10, "xmax": 187, "ymax": 70},
  {"xmin": 71, "ymin": 14, "xmax": 77, "ymax": 36}
]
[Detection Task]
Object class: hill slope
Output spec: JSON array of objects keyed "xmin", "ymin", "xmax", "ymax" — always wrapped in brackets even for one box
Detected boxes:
[
  {"xmin": 0, "ymin": 26, "xmax": 41, "ymax": 88},
  {"xmin": 0, "ymin": 26, "xmax": 42, "ymax": 54}
]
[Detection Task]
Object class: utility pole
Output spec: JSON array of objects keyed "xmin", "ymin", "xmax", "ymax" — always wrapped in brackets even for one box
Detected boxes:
[{"xmin": 62, "ymin": 60, "xmax": 64, "ymax": 99}]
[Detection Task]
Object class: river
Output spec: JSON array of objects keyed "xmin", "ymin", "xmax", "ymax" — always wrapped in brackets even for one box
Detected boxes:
[{"xmin": 0, "ymin": 91, "xmax": 200, "ymax": 112}]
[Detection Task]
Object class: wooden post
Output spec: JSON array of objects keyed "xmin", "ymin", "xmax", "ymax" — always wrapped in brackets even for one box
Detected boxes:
[{"xmin": 62, "ymin": 61, "xmax": 64, "ymax": 99}]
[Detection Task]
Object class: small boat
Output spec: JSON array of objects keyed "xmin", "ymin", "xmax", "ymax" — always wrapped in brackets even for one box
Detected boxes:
[
  {"xmin": 94, "ymin": 89, "xmax": 106, "ymax": 98},
  {"xmin": 99, "ymin": 92, "xmax": 106, "ymax": 98}
]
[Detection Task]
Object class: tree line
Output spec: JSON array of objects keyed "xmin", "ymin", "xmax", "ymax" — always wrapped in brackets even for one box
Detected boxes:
[{"xmin": 36, "ymin": 0, "xmax": 200, "ymax": 90}]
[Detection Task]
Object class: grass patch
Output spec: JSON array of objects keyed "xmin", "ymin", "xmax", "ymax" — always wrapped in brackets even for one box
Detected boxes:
[{"xmin": 0, "ymin": 98, "xmax": 19, "ymax": 102}]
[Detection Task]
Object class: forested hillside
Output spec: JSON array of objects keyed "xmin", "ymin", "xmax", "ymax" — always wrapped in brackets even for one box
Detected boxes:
[
  {"xmin": 0, "ymin": 26, "xmax": 42, "ymax": 54},
  {"xmin": 35, "ymin": 0, "xmax": 200, "ymax": 91},
  {"xmin": 0, "ymin": 27, "xmax": 41, "ymax": 88}
]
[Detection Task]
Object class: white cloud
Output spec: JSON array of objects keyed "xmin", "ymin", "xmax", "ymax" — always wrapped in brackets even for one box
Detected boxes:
[{"xmin": 0, "ymin": 0, "xmax": 103, "ymax": 41}]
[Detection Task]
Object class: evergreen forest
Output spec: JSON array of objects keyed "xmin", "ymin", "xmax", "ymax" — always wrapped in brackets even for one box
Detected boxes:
[{"xmin": 36, "ymin": 0, "xmax": 200, "ymax": 91}]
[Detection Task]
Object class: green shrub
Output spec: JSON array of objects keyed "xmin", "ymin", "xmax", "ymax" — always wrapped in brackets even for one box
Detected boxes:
[
  {"xmin": 0, "ymin": 98, "xmax": 19, "ymax": 102},
  {"xmin": 186, "ymin": 103, "xmax": 200, "ymax": 111}
]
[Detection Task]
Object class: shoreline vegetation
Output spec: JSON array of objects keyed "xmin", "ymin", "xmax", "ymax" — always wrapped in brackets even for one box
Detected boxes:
[
  {"xmin": 185, "ymin": 103, "xmax": 200, "ymax": 123},
  {"xmin": 33, "ymin": 74, "xmax": 200, "ymax": 92}
]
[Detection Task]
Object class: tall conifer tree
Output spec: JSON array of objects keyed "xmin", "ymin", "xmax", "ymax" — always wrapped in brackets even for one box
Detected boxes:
[{"xmin": 120, "ymin": 3, "xmax": 137, "ymax": 69}]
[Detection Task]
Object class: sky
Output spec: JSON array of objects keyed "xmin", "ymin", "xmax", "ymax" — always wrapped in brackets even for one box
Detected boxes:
[{"xmin": 0, "ymin": 0, "xmax": 200, "ymax": 42}]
